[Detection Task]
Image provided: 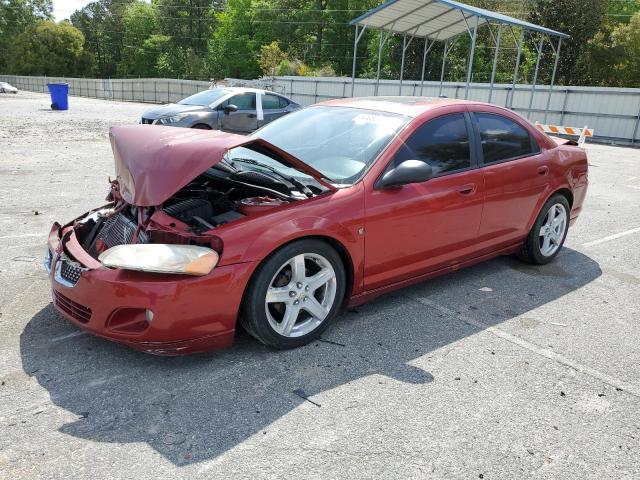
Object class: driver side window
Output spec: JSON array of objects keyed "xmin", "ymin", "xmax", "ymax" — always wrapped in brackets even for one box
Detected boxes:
[
  {"xmin": 224, "ymin": 93, "xmax": 256, "ymax": 110},
  {"xmin": 391, "ymin": 113, "xmax": 471, "ymax": 177}
]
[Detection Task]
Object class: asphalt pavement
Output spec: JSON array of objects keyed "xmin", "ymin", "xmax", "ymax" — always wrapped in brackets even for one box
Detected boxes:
[{"xmin": 0, "ymin": 91, "xmax": 639, "ymax": 479}]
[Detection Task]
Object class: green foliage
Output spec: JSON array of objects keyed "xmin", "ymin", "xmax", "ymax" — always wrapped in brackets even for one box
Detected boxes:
[
  {"xmin": 259, "ymin": 41, "xmax": 287, "ymax": 78},
  {"xmin": 117, "ymin": 2, "xmax": 159, "ymax": 76},
  {"xmin": 70, "ymin": 0, "xmax": 137, "ymax": 76},
  {"xmin": 0, "ymin": 0, "xmax": 53, "ymax": 71},
  {"xmin": 2, "ymin": 0, "xmax": 640, "ymax": 88},
  {"xmin": 528, "ymin": 0, "xmax": 608, "ymax": 85},
  {"xmin": 207, "ymin": 0, "xmax": 260, "ymax": 79},
  {"xmin": 9, "ymin": 20, "xmax": 89, "ymax": 75},
  {"xmin": 579, "ymin": 10, "xmax": 640, "ymax": 86}
]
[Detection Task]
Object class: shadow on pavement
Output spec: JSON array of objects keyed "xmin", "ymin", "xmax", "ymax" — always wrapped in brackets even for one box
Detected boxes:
[{"xmin": 20, "ymin": 248, "xmax": 601, "ymax": 465}]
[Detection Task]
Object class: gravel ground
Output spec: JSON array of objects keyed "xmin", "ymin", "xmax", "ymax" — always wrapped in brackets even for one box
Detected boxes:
[{"xmin": 1, "ymin": 91, "xmax": 639, "ymax": 480}]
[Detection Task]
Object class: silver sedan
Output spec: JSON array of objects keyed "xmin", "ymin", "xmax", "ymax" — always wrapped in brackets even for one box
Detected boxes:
[{"xmin": 140, "ymin": 87, "xmax": 301, "ymax": 134}]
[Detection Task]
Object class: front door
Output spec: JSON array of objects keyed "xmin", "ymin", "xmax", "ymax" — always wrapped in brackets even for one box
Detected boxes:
[
  {"xmin": 364, "ymin": 112, "xmax": 484, "ymax": 290},
  {"xmin": 220, "ymin": 92, "xmax": 258, "ymax": 133}
]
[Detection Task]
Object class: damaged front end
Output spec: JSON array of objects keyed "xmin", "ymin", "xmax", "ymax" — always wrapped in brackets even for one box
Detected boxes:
[
  {"xmin": 52, "ymin": 124, "xmax": 333, "ymax": 280},
  {"xmin": 44, "ymin": 125, "xmax": 333, "ymax": 353}
]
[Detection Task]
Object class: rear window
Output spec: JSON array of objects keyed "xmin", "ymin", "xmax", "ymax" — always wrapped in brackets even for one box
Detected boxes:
[
  {"xmin": 475, "ymin": 113, "xmax": 539, "ymax": 164},
  {"xmin": 262, "ymin": 94, "xmax": 281, "ymax": 110}
]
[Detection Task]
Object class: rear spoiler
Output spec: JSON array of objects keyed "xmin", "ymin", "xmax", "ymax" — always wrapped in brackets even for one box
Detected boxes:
[
  {"xmin": 550, "ymin": 137, "xmax": 578, "ymax": 147},
  {"xmin": 535, "ymin": 122, "xmax": 594, "ymax": 148}
]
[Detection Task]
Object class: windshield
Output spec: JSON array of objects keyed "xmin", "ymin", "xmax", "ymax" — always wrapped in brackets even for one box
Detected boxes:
[
  {"xmin": 251, "ymin": 106, "xmax": 409, "ymax": 184},
  {"xmin": 178, "ymin": 89, "xmax": 230, "ymax": 106}
]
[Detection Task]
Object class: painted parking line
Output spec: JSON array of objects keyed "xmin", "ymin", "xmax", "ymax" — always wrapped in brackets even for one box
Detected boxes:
[
  {"xmin": 582, "ymin": 226, "xmax": 640, "ymax": 248},
  {"xmin": 406, "ymin": 294, "xmax": 640, "ymax": 398},
  {"xmin": 49, "ymin": 330, "xmax": 88, "ymax": 343},
  {"xmin": 0, "ymin": 233, "xmax": 43, "ymax": 240}
]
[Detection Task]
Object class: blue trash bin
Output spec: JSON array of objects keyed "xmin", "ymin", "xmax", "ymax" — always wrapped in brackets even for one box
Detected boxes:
[{"xmin": 47, "ymin": 83, "xmax": 69, "ymax": 110}]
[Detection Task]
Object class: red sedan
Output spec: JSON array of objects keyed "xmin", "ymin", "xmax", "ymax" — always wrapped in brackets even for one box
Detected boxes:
[{"xmin": 45, "ymin": 97, "xmax": 588, "ymax": 355}]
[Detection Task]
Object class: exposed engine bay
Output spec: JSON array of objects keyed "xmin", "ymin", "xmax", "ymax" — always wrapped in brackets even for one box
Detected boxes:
[{"xmin": 72, "ymin": 157, "xmax": 325, "ymax": 260}]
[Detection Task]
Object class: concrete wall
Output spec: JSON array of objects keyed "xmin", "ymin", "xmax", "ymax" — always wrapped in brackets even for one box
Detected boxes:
[{"xmin": 3, "ymin": 74, "xmax": 639, "ymax": 145}]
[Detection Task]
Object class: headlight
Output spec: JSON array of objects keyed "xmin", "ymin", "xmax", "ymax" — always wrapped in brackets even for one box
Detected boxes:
[
  {"xmin": 98, "ymin": 244, "xmax": 219, "ymax": 276},
  {"xmin": 154, "ymin": 114, "xmax": 188, "ymax": 125}
]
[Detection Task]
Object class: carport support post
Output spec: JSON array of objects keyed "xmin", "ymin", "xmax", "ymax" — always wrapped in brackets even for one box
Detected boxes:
[
  {"xmin": 528, "ymin": 35, "xmax": 545, "ymax": 119},
  {"xmin": 544, "ymin": 37, "xmax": 562, "ymax": 123},
  {"xmin": 374, "ymin": 32, "xmax": 387, "ymax": 95},
  {"xmin": 420, "ymin": 38, "xmax": 429, "ymax": 95},
  {"xmin": 399, "ymin": 35, "xmax": 407, "ymax": 95},
  {"xmin": 439, "ymin": 40, "xmax": 449, "ymax": 97},
  {"xmin": 464, "ymin": 16, "xmax": 479, "ymax": 100},
  {"xmin": 509, "ymin": 28, "xmax": 524, "ymax": 108},
  {"xmin": 351, "ymin": 25, "xmax": 366, "ymax": 97},
  {"xmin": 488, "ymin": 24, "xmax": 502, "ymax": 104}
]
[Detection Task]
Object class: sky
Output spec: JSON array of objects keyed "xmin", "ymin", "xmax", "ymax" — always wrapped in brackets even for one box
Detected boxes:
[{"xmin": 53, "ymin": 0, "xmax": 93, "ymax": 20}]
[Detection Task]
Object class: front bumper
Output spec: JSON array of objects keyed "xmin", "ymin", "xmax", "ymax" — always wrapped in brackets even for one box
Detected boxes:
[{"xmin": 46, "ymin": 223, "xmax": 257, "ymax": 355}]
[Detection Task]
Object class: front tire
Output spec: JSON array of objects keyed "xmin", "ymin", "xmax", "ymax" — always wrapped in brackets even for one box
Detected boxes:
[
  {"xmin": 518, "ymin": 194, "xmax": 570, "ymax": 265},
  {"xmin": 240, "ymin": 239, "xmax": 346, "ymax": 349},
  {"xmin": 191, "ymin": 123, "xmax": 211, "ymax": 129}
]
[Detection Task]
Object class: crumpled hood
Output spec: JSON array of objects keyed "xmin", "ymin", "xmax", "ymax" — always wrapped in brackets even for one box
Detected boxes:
[
  {"xmin": 109, "ymin": 125, "xmax": 334, "ymax": 207},
  {"xmin": 141, "ymin": 103, "xmax": 209, "ymax": 119},
  {"xmin": 110, "ymin": 125, "xmax": 252, "ymax": 206}
]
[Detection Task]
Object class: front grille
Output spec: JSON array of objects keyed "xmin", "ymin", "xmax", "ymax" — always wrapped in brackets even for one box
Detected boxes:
[
  {"xmin": 59, "ymin": 253, "xmax": 84, "ymax": 285},
  {"xmin": 53, "ymin": 290, "xmax": 92, "ymax": 323},
  {"xmin": 141, "ymin": 117, "xmax": 154, "ymax": 124}
]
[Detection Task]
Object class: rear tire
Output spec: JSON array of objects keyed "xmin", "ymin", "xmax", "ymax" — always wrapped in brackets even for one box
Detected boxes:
[
  {"xmin": 240, "ymin": 239, "xmax": 346, "ymax": 349},
  {"xmin": 518, "ymin": 194, "xmax": 570, "ymax": 265}
]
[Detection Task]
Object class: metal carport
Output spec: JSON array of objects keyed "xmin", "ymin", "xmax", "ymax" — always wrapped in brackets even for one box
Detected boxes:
[{"xmin": 349, "ymin": 0, "xmax": 569, "ymax": 118}]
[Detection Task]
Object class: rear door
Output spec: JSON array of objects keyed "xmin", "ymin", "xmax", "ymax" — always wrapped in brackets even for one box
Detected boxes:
[
  {"xmin": 471, "ymin": 110, "xmax": 550, "ymax": 248},
  {"xmin": 219, "ymin": 92, "xmax": 258, "ymax": 133},
  {"xmin": 259, "ymin": 93, "xmax": 290, "ymax": 127}
]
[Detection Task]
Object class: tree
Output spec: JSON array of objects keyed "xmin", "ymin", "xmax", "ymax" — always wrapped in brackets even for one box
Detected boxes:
[
  {"xmin": 528, "ymin": 0, "xmax": 607, "ymax": 85},
  {"xmin": 9, "ymin": 20, "xmax": 89, "ymax": 75},
  {"xmin": 611, "ymin": 11, "xmax": 640, "ymax": 85},
  {"xmin": 259, "ymin": 41, "xmax": 287, "ymax": 78},
  {"xmin": 207, "ymin": 0, "xmax": 261, "ymax": 79},
  {"xmin": 71, "ymin": 0, "xmax": 135, "ymax": 77},
  {"xmin": 0, "ymin": 0, "xmax": 53, "ymax": 71},
  {"xmin": 117, "ymin": 1, "xmax": 159, "ymax": 76}
]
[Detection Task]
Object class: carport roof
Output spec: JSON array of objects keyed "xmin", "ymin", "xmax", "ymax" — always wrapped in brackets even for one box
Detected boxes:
[{"xmin": 349, "ymin": 0, "xmax": 569, "ymax": 40}]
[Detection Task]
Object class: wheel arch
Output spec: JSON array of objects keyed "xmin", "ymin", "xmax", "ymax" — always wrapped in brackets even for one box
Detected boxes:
[
  {"xmin": 554, "ymin": 187, "xmax": 574, "ymax": 209},
  {"xmin": 526, "ymin": 186, "xmax": 574, "ymax": 232},
  {"xmin": 241, "ymin": 234, "xmax": 356, "ymax": 311},
  {"xmin": 191, "ymin": 123, "xmax": 212, "ymax": 130}
]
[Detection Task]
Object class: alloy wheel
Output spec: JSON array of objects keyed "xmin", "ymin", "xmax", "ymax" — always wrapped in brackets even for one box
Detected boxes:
[
  {"xmin": 265, "ymin": 253, "xmax": 337, "ymax": 337},
  {"xmin": 539, "ymin": 203, "xmax": 567, "ymax": 257}
]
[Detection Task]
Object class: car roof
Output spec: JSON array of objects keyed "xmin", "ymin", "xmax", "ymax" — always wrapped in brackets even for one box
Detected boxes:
[
  {"xmin": 215, "ymin": 87, "xmax": 286, "ymax": 97},
  {"xmin": 317, "ymin": 96, "xmax": 482, "ymax": 117}
]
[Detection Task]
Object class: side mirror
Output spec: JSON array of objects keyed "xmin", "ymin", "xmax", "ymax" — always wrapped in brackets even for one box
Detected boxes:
[
  {"xmin": 223, "ymin": 104, "xmax": 238, "ymax": 114},
  {"xmin": 377, "ymin": 160, "xmax": 433, "ymax": 189}
]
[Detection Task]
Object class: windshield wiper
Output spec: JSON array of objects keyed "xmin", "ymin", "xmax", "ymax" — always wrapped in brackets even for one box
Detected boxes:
[{"xmin": 232, "ymin": 158, "xmax": 314, "ymax": 197}]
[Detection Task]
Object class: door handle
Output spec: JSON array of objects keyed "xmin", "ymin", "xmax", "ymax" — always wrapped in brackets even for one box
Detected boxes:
[
  {"xmin": 537, "ymin": 165, "xmax": 549, "ymax": 176},
  {"xmin": 457, "ymin": 183, "xmax": 476, "ymax": 196},
  {"xmin": 247, "ymin": 113, "xmax": 257, "ymax": 118}
]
